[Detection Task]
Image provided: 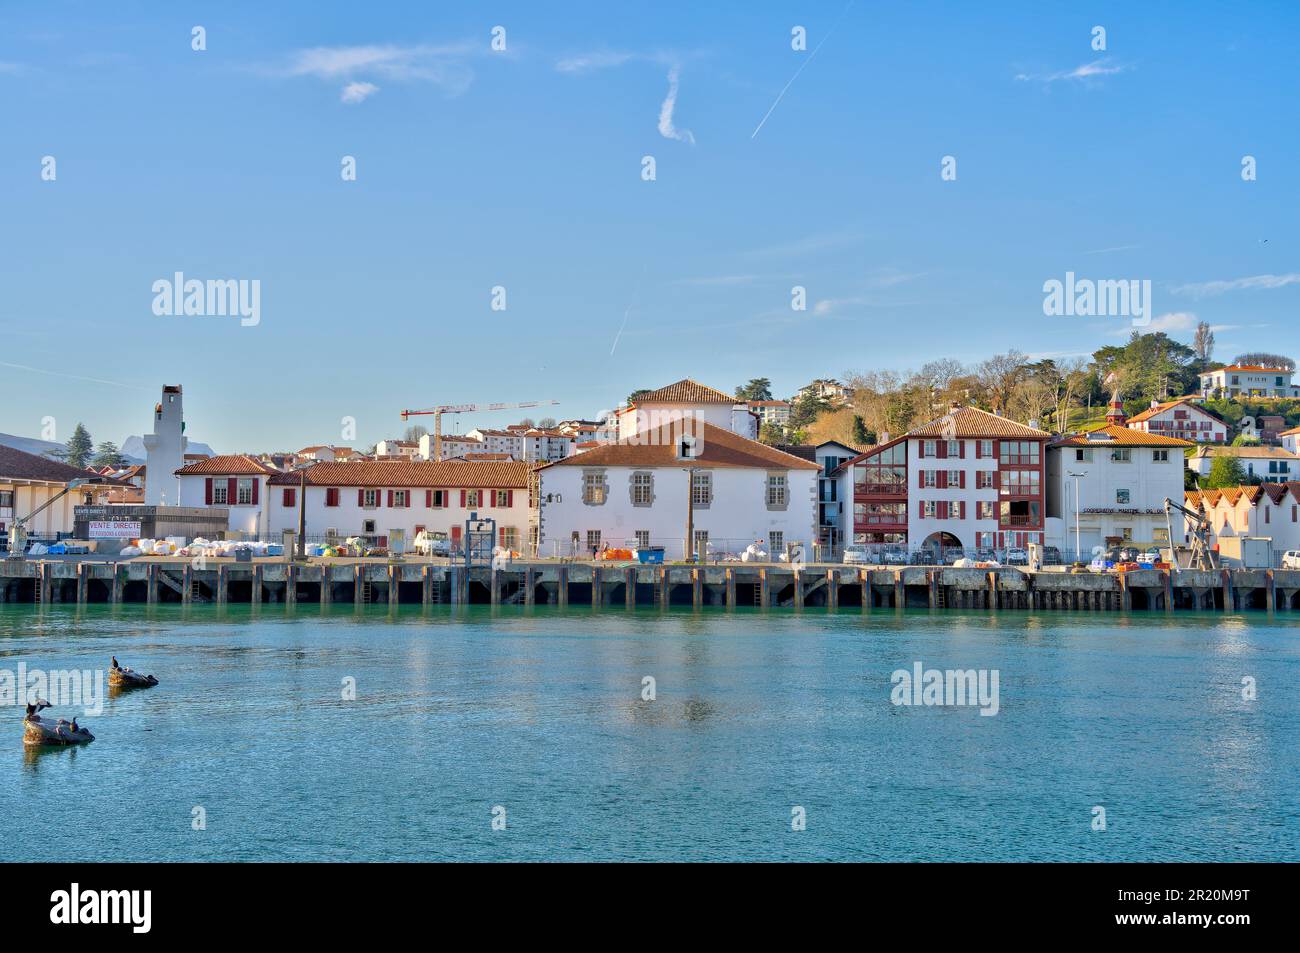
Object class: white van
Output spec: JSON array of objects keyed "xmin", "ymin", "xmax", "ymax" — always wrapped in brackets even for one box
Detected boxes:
[{"xmin": 1283, "ymin": 550, "xmax": 1300, "ymax": 570}]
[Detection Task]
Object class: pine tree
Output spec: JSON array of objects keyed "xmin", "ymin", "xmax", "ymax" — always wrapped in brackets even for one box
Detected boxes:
[
  {"xmin": 63, "ymin": 423, "xmax": 94, "ymax": 469},
  {"xmin": 91, "ymin": 441, "xmax": 126, "ymax": 469}
]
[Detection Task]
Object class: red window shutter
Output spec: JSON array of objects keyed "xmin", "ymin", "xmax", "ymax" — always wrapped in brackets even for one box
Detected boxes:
[
  {"xmin": 227, "ymin": 477, "xmax": 237, "ymax": 504},
  {"xmin": 937, "ymin": 442, "xmax": 947, "ymax": 459},
  {"xmin": 975, "ymin": 441, "xmax": 982, "ymax": 459},
  {"xmin": 993, "ymin": 470, "xmax": 1001, "ymax": 490},
  {"xmin": 959, "ymin": 501, "xmax": 965, "ymax": 519},
  {"xmin": 205, "ymin": 478, "xmax": 213, "ymax": 504},
  {"xmin": 959, "ymin": 441, "xmax": 966, "ymax": 459},
  {"xmin": 251, "ymin": 479, "xmax": 259, "ymax": 506},
  {"xmin": 460, "ymin": 489, "xmax": 466, "ymax": 507},
  {"xmin": 425, "ymin": 490, "xmax": 432, "ymax": 508},
  {"xmin": 387, "ymin": 490, "xmax": 393, "ymax": 507},
  {"xmin": 326, "ymin": 487, "xmax": 338, "ymax": 507},
  {"xmin": 959, "ymin": 471, "xmax": 966, "ymax": 489},
  {"xmin": 938, "ymin": 472, "xmax": 947, "ymax": 489},
  {"xmin": 507, "ymin": 490, "xmax": 514, "ymax": 507},
  {"xmin": 917, "ymin": 470, "xmax": 925, "ymax": 489},
  {"xmin": 358, "ymin": 489, "xmax": 365, "ymax": 506}
]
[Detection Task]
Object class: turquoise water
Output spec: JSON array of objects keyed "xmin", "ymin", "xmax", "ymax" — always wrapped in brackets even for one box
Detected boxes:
[{"xmin": 1, "ymin": 605, "xmax": 1297, "ymax": 862}]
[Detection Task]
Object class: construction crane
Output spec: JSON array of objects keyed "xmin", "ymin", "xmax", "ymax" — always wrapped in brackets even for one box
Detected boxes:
[
  {"xmin": 1163, "ymin": 496, "xmax": 1219, "ymax": 570},
  {"xmin": 400, "ymin": 400, "xmax": 560, "ymax": 461},
  {"xmin": 7, "ymin": 478, "xmax": 90, "ymax": 554}
]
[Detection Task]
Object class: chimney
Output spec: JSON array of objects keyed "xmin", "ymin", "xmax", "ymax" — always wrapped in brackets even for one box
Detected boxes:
[
  {"xmin": 1150, "ymin": 399, "xmax": 1160, "ymax": 410},
  {"xmin": 878, "ymin": 431, "xmax": 890, "ymax": 444}
]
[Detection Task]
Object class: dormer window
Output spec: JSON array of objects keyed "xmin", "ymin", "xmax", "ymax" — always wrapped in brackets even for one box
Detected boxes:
[{"xmin": 678, "ymin": 435, "xmax": 699, "ymax": 460}]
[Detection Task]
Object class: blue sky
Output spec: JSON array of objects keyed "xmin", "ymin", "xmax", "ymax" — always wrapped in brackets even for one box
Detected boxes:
[{"xmin": 2, "ymin": 1, "xmax": 1298, "ymax": 452}]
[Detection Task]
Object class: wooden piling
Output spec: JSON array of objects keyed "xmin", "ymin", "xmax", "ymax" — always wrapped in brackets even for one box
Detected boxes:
[
  {"xmin": 591, "ymin": 566, "xmax": 602, "ymax": 608},
  {"xmin": 76, "ymin": 562, "xmax": 87, "ymax": 604},
  {"xmin": 1266, "ymin": 570, "xmax": 1276, "ymax": 613},
  {"xmin": 826, "ymin": 569, "xmax": 838, "ymax": 609},
  {"xmin": 725, "ymin": 567, "xmax": 735, "ymax": 608},
  {"xmin": 625, "ymin": 567, "xmax": 636, "ymax": 609},
  {"xmin": 557, "ymin": 566, "xmax": 569, "ymax": 608},
  {"xmin": 111, "ymin": 563, "xmax": 123, "ymax": 604},
  {"xmin": 252, "ymin": 564, "xmax": 263, "ymax": 604},
  {"xmin": 182, "ymin": 564, "xmax": 194, "ymax": 605},
  {"xmin": 388, "ymin": 565, "xmax": 400, "ymax": 606},
  {"xmin": 793, "ymin": 569, "xmax": 803, "ymax": 608},
  {"xmin": 525, "ymin": 567, "xmax": 536, "ymax": 606},
  {"xmin": 894, "ymin": 570, "xmax": 904, "ymax": 610},
  {"xmin": 758, "ymin": 568, "xmax": 769, "ymax": 609},
  {"xmin": 692, "ymin": 568, "xmax": 702, "ymax": 608},
  {"xmin": 860, "ymin": 569, "xmax": 871, "ymax": 612},
  {"xmin": 216, "ymin": 565, "xmax": 228, "ymax": 604},
  {"xmin": 321, "ymin": 566, "xmax": 332, "ymax": 606},
  {"xmin": 659, "ymin": 567, "xmax": 670, "ymax": 609},
  {"xmin": 1221, "ymin": 570, "xmax": 1233, "ymax": 612},
  {"xmin": 146, "ymin": 564, "xmax": 159, "ymax": 604}
]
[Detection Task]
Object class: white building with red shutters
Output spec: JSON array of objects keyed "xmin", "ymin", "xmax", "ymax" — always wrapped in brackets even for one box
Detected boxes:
[
  {"xmin": 834, "ymin": 406, "xmax": 1052, "ymax": 558},
  {"xmin": 1126, "ymin": 398, "xmax": 1228, "ymax": 443},
  {"xmin": 176, "ymin": 455, "xmax": 280, "ymax": 536},
  {"xmin": 264, "ymin": 460, "xmax": 530, "ymax": 552}
]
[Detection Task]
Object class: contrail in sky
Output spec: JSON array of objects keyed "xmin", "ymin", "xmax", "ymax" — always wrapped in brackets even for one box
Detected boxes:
[
  {"xmin": 751, "ymin": 1, "xmax": 855, "ymax": 139},
  {"xmin": 0, "ymin": 360, "xmax": 150, "ymax": 390}
]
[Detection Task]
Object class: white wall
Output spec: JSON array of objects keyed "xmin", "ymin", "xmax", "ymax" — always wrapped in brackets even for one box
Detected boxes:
[
  {"xmin": 1049, "ymin": 444, "xmax": 1184, "ymax": 551},
  {"xmin": 143, "ymin": 387, "xmax": 187, "ymax": 505},
  {"xmin": 0, "ymin": 482, "xmax": 80, "ymax": 538},
  {"xmin": 178, "ymin": 474, "xmax": 271, "ymax": 536},
  {"xmin": 617, "ymin": 404, "xmax": 751, "ymax": 441},
  {"xmin": 906, "ymin": 439, "xmax": 1003, "ymax": 552},
  {"xmin": 538, "ymin": 464, "xmax": 817, "ymax": 559},
  {"xmin": 265, "ymin": 485, "xmax": 530, "ymax": 548}
]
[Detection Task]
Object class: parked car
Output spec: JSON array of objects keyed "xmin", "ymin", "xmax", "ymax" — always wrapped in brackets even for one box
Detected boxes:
[
  {"xmin": 1283, "ymin": 550, "xmax": 1300, "ymax": 570},
  {"xmin": 1005, "ymin": 547, "xmax": 1028, "ymax": 566},
  {"xmin": 842, "ymin": 544, "xmax": 872, "ymax": 565},
  {"xmin": 881, "ymin": 547, "xmax": 909, "ymax": 565},
  {"xmin": 413, "ymin": 530, "xmax": 451, "ymax": 557},
  {"xmin": 1041, "ymin": 545, "xmax": 1062, "ymax": 565},
  {"xmin": 1137, "ymin": 550, "xmax": 1162, "ymax": 565}
]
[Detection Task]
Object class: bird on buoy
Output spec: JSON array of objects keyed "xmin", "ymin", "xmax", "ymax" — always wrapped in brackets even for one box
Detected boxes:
[{"xmin": 111, "ymin": 656, "xmax": 120, "ymax": 670}]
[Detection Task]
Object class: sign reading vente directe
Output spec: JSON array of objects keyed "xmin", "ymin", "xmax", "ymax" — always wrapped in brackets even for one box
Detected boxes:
[{"xmin": 88, "ymin": 521, "xmax": 142, "ymax": 538}]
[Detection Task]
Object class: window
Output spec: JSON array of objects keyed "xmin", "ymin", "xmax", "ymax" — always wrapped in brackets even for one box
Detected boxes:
[
  {"xmin": 635, "ymin": 530, "xmax": 650, "ymax": 548},
  {"xmin": 237, "ymin": 479, "xmax": 253, "ymax": 505},
  {"xmin": 393, "ymin": 490, "xmax": 409, "ymax": 507},
  {"xmin": 1152, "ymin": 449, "xmax": 1170, "ymax": 463},
  {"xmin": 766, "ymin": 474, "xmax": 788, "ymax": 506},
  {"xmin": 922, "ymin": 501, "xmax": 936, "ymax": 518},
  {"xmin": 855, "ymin": 502, "xmax": 906, "ymax": 525},
  {"xmin": 211, "ymin": 482, "xmax": 228, "ymax": 504},
  {"xmin": 1116, "ymin": 489, "xmax": 1131, "ymax": 505},
  {"xmin": 999, "ymin": 441, "xmax": 1040, "ymax": 465},
  {"xmin": 495, "ymin": 490, "xmax": 509, "ymax": 507},
  {"xmin": 282, "ymin": 488, "xmax": 296, "ymax": 507},
  {"xmin": 977, "ymin": 501, "xmax": 995, "ymax": 520},
  {"xmin": 768, "ymin": 531, "xmax": 784, "ymax": 555},
  {"xmin": 1110, "ymin": 448, "xmax": 1132, "ymax": 463},
  {"xmin": 325, "ymin": 487, "xmax": 340, "ymax": 507},
  {"xmin": 631, "ymin": 472, "xmax": 653, "ymax": 505},
  {"xmin": 583, "ymin": 472, "xmax": 606, "ymax": 505},
  {"xmin": 464, "ymin": 489, "xmax": 481, "ymax": 507},
  {"xmin": 976, "ymin": 471, "xmax": 994, "ymax": 490},
  {"xmin": 363, "ymin": 489, "xmax": 378, "ymax": 508},
  {"xmin": 430, "ymin": 490, "xmax": 447, "ymax": 508},
  {"xmin": 586, "ymin": 530, "xmax": 602, "ymax": 552},
  {"xmin": 1119, "ymin": 527, "xmax": 1133, "ymax": 540},
  {"xmin": 363, "ymin": 519, "xmax": 376, "ymax": 534},
  {"xmin": 1074, "ymin": 449, "xmax": 1093, "ymax": 462},
  {"xmin": 0, "ymin": 490, "xmax": 13, "ymax": 508},
  {"xmin": 978, "ymin": 440, "xmax": 993, "ymax": 458},
  {"xmin": 948, "ymin": 470, "xmax": 961, "ymax": 487},
  {"xmin": 923, "ymin": 469, "xmax": 937, "ymax": 488},
  {"xmin": 999, "ymin": 470, "xmax": 1040, "ymax": 496},
  {"xmin": 677, "ymin": 435, "xmax": 698, "ymax": 460},
  {"xmin": 691, "ymin": 471, "xmax": 712, "ymax": 505},
  {"xmin": 922, "ymin": 440, "xmax": 937, "ymax": 458},
  {"xmin": 693, "ymin": 530, "xmax": 709, "ymax": 552},
  {"xmin": 947, "ymin": 440, "xmax": 961, "ymax": 458},
  {"xmin": 500, "ymin": 526, "xmax": 519, "ymax": 550},
  {"xmin": 976, "ymin": 532, "xmax": 996, "ymax": 549},
  {"xmin": 853, "ymin": 443, "xmax": 906, "ymax": 493}
]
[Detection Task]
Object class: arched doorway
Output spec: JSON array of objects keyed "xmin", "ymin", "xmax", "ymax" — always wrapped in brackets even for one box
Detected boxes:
[{"xmin": 920, "ymin": 531, "xmax": 964, "ymax": 563}]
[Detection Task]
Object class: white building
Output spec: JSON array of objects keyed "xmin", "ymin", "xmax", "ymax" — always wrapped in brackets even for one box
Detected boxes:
[
  {"xmin": 796, "ymin": 379, "xmax": 849, "ymax": 404},
  {"xmin": 374, "ymin": 439, "xmax": 419, "ymax": 460},
  {"xmin": 1198, "ymin": 364, "xmax": 1298, "ymax": 399},
  {"xmin": 537, "ymin": 419, "xmax": 819, "ymax": 560},
  {"xmin": 1185, "ymin": 484, "xmax": 1300, "ymax": 558},
  {"xmin": 616, "ymin": 379, "xmax": 759, "ymax": 442},
  {"xmin": 176, "ymin": 455, "xmax": 279, "ymax": 536},
  {"xmin": 143, "ymin": 385, "xmax": 186, "ymax": 506},
  {"xmin": 463, "ymin": 427, "xmax": 574, "ymax": 463},
  {"xmin": 1046, "ymin": 424, "xmax": 1193, "ymax": 555},
  {"xmin": 1127, "ymin": 398, "xmax": 1228, "ymax": 443},
  {"xmin": 417, "ymin": 433, "xmax": 484, "ymax": 461},
  {"xmin": 749, "ymin": 400, "xmax": 792, "ymax": 428},
  {"xmin": 265, "ymin": 460, "xmax": 530, "ymax": 552},
  {"xmin": 1280, "ymin": 426, "xmax": 1300, "ymax": 455},
  {"xmin": 0, "ymin": 445, "xmax": 120, "ymax": 543},
  {"xmin": 1188, "ymin": 445, "xmax": 1300, "ymax": 484}
]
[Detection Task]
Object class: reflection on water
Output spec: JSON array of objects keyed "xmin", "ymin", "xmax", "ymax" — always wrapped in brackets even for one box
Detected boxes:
[{"xmin": 0, "ymin": 604, "xmax": 1297, "ymax": 862}]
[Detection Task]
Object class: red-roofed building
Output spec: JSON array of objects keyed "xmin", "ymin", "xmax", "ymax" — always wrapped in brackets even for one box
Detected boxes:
[
  {"xmin": 1198, "ymin": 364, "xmax": 1299, "ymax": 399},
  {"xmin": 176, "ymin": 455, "xmax": 280, "ymax": 536},
  {"xmin": 1126, "ymin": 398, "xmax": 1228, "ymax": 443}
]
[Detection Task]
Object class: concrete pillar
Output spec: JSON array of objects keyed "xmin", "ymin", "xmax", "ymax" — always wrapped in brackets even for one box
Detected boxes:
[
  {"xmin": 557, "ymin": 566, "xmax": 569, "ymax": 608},
  {"xmin": 252, "ymin": 564, "xmax": 264, "ymax": 604},
  {"xmin": 525, "ymin": 568, "xmax": 536, "ymax": 606},
  {"xmin": 659, "ymin": 567, "xmax": 670, "ymax": 609},
  {"xmin": 1118, "ymin": 573, "xmax": 1131, "ymax": 612},
  {"xmin": 826, "ymin": 569, "xmax": 838, "ymax": 610},
  {"xmin": 861, "ymin": 569, "xmax": 871, "ymax": 612},
  {"xmin": 725, "ymin": 568, "xmax": 736, "ymax": 609},
  {"xmin": 146, "ymin": 564, "xmax": 159, "ymax": 604},
  {"xmin": 421, "ymin": 565, "xmax": 432, "ymax": 606},
  {"xmin": 987, "ymin": 572, "xmax": 998, "ymax": 611},
  {"xmin": 793, "ymin": 569, "xmax": 803, "ymax": 608},
  {"xmin": 182, "ymin": 564, "xmax": 194, "ymax": 605},
  {"xmin": 894, "ymin": 570, "xmax": 904, "ymax": 610},
  {"xmin": 1163, "ymin": 571, "xmax": 1173, "ymax": 613},
  {"xmin": 354, "ymin": 565, "xmax": 366, "ymax": 606},
  {"xmin": 216, "ymin": 565, "xmax": 228, "ymax": 604},
  {"xmin": 591, "ymin": 567, "xmax": 602, "ymax": 608},
  {"xmin": 927, "ymin": 571, "xmax": 938, "ymax": 609},
  {"xmin": 625, "ymin": 567, "xmax": 636, "ymax": 609},
  {"xmin": 759, "ymin": 568, "xmax": 769, "ymax": 609},
  {"xmin": 321, "ymin": 566, "xmax": 332, "ymax": 606},
  {"xmin": 284, "ymin": 565, "xmax": 296, "ymax": 607},
  {"xmin": 76, "ymin": 563, "xmax": 87, "ymax": 604},
  {"xmin": 1266, "ymin": 570, "xmax": 1276, "ymax": 613},
  {"xmin": 388, "ymin": 565, "xmax": 400, "ymax": 606},
  {"xmin": 1221, "ymin": 570, "xmax": 1233, "ymax": 612},
  {"xmin": 692, "ymin": 568, "xmax": 702, "ymax": 608},
  {"xmin": 111, "ymin": 564, "xmax": 123, "ymax": 604}
]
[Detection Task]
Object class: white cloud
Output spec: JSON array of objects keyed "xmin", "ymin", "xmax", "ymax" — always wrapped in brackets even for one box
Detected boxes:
[
  {"xmin": 1171, "ymin": 273, "xmax": 1300, "ymax": 297},
  {"xmin": 283, "ymin": 43, "xmax": 476, "ymax": 101},
  {"xmin": 340, "ymin": 81, "xmax": 379, "ymax": 104},
  {"xmin": 658, "ymin": 66, "xmax": 694, "ymax": 145},
  {"xmin": 1016, "ymin": 59, "xmax": 1128, "ymax": 84},
  {"xmin": 555, "ymin": 51, "xmax": 635, "ymax": 74}
]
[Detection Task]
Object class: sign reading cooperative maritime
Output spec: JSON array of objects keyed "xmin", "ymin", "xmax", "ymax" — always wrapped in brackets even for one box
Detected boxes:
[{"xmin": 88, "ymin": 520, "xmax": 142, "ymax": 539}]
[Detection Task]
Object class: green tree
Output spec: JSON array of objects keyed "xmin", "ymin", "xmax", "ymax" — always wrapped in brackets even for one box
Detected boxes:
[
  {"xmin": 758, "ymin": 422, "xmax": 787, "ymax": 445},
  {"xmin": 734, "ymin": 378, "xmax": 774, "ymax": 401},
  {"xmin": 1205, "ymin": 455, "xmax": 1247, "ymax": 489},
  {"xmin": 788, "ymin": 390, "xmax": 830, "ymax": 429},
  {"xmin": 851, "ymin": 415, "xmax": 873, "ymax": 446},
  {"xmin": 63, "ymin": 423, "xmax": 94, "ymax": 469},
  {"xmin": 626, "ymin": 389, "xmax": 651, "ymax": 405},
  {"xmin": 91, "ymin": 441, "xmax": 126, "ymax": 469}
]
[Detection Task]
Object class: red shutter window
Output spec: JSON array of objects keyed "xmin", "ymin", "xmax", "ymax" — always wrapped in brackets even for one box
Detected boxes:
[
  {"xmin": 227, "ymin": 478, "xmax": 237, "ymax": 504},
  {"xmin": 507, "ymin": 490, "xmax": 514, "ymax": 507},
  {"xmin": 975, "ymin": 442, "xmax": 982, "ymax": 459},
  {"xmin": 358, "ymin": 489, "xmax": 365, "ymax": 507},
  {"xmin": 251, "ymin": 479, "xmax": 259, "ymax": 506},
  {"xmin": 205, "ymin": 478, "xmax": 213, "ymax": 504},
  {"xmin": 937, "ymin": 442, "xmax": 947, "ymax": 459},
  {"xmin": 959, "ymin": 471, "xmax": 966, "ymax": 489},
  {"xmin": 387, "ymin": 490, "xmax": 394, "ymax": 508},
  {"xmin": 283, "ymin": 488, "xmax": 295, "ymax": 507},
  {"xmin": 917, "ymin": 470, "xmax": 925, "ymax": 489},
  {"xmin": 959, "ymin": 441, "xmax": 966, "ymax": 459},
  {"xmin": 460, "ymin": 490, "xmax": 466, "ymax": 507},
  {"xmin": 425, "ymin": 490, "xmax": 432, "ymax": 508},
  {"xmin": 938, "ymin": 501, "xmax": 948, "ymax": 519},
  {"xmin": 938, "ymin": 472, "xmax": 947, "ymax": 489}
]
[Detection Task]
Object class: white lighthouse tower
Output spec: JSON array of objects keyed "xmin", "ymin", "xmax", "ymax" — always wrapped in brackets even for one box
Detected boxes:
[{"xmin": 143, "ymin": 385, "xmax": 187, "ymax": 506}]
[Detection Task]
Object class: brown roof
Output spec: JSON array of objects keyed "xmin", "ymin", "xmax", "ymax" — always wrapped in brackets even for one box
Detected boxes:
[
  {"xmin": 1204, "ymin": 364, "xmax": 1292, "ymax": 373},
  {"xmin": 176, "ymin": 454, "xmax": 279, "ymax": 476},
  {"xmin": 632, "ymin": 379, "xmax": 738, "ymax": 405},
  {"xmin": 1127, "ymin": 398, "xmax": 1222, "ymax": 425},
  {"xmin": 774, "ymin": 444, "xmax": 817, "ymax": 462},
  {"xmin": 1053, "ymin": 425, "xmax": 1194, "ymax": 448},
  {"xmin": 1188, "ymin": 483, "xmax": 1300, "ymax": 509},
  {"xmin": 0, "ymin": 444, "xmax": 131, "ymax": 485},
  {"xmin": 543, "ymin": 421, "xmax": 819, "ymax": 470},
  {"xmin": 906, "ymin": 406, "xmax": 1050, "ymax": 439},
  {"xmin": 267, "ymin": 460, "xmax": 528, "ymax": 488},
  {"xmin": 1192, "ymin": 445, "xmax": 1299, "ymax": 460}
]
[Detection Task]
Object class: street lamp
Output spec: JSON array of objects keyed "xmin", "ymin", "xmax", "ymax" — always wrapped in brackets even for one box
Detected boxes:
[{"xmin": 1067, "ymin": 470, "xmax": 1085, "ymax": 560}]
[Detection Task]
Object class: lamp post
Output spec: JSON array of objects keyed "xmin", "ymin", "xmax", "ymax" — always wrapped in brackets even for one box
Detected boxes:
[{"xmin": 1067, "ymin": 470, "xmax": 1085, "ymax": 560}]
